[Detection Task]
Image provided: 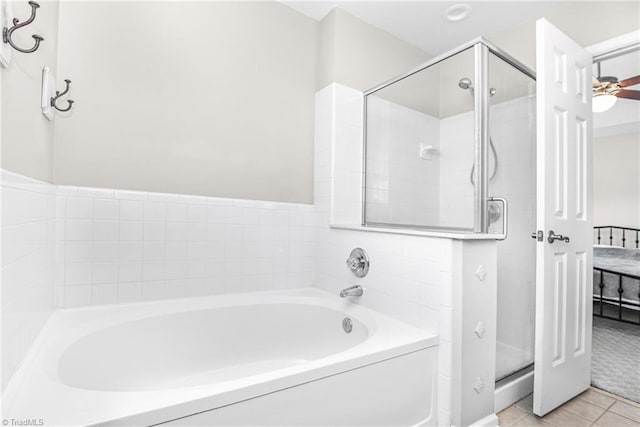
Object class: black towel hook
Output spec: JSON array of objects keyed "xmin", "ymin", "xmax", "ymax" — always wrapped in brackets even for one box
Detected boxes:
[
  {"xmin": 51, "ymin": 79, "xmax": 74, "ymax": 112},
  {"xmin": 2, "ymin": 1, "xmax": 44, "ymax": 54}
]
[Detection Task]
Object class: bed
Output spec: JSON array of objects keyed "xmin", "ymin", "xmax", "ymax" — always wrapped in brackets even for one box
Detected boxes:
[{"xmin": 593, "ymin": 226, "xmax": 640, "ymax": 325}]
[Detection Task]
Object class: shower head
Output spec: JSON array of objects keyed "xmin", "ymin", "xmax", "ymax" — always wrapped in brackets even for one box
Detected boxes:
[
  {"xmin": 458, "ymin": 77, "xmax": 473, "ymax": 90},
  {"xmin": 458, "ymin": 77, "xmax": 497, "ymax": 97}
]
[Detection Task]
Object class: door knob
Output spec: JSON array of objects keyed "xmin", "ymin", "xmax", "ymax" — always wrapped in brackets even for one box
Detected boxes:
[{"xmin": 547, "ymin": 230, "xmax": 570, "ymax": 243}]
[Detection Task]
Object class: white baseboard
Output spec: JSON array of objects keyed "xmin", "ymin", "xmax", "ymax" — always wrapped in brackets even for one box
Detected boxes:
[
  {"xmin": 470, "ymin": 413, "xmax": 499, "ymax": 427},
  {"xmin": 494, "ymin": 370, "xmax": 534, "ymax": 412}
]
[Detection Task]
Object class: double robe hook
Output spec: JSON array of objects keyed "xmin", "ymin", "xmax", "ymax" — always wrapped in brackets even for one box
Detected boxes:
[
  {"xmin": 51, "ymin": 79, "xmax": 74, "ymax": 112},
  {"xmin": 2, "ymin": 1, "xmax": 44, "ymax": 54}
]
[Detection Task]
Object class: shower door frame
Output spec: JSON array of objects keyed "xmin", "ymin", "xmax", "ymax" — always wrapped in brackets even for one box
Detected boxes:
[{"xmin": 361, "ymin": 37, "xmax": 536, "ymax": 235}]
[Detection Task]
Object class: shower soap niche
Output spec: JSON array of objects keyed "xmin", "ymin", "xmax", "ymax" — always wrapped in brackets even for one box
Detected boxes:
[
  {"xmin": 419, "ymin": 145, "xmax": 439, "ymax": 160},
  {"xmin": 41, "ymin": 66, "xmax": 55, "ymax": 120}
]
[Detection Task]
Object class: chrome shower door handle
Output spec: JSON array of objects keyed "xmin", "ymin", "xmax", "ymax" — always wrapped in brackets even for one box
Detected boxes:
[
  {"xmin": 547, "ymin": 230, "xmax": 570, "ymax": 244},
  {"xmin": 489, "ymin": 197, "xmax": 507, "ymax": 240}
]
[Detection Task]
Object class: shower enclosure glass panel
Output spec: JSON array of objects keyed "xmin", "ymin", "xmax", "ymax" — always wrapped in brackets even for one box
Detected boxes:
[
  {"xmin": 364, "ymin": 47, "xmax": 476, "ymax": 231},
  {"xmin": 487, "ymin": 53, "xmax": 537, "ymax": 380},
  {"xmin": 363, "ymin": 39, "xmax": 538, "ymax": 383}
]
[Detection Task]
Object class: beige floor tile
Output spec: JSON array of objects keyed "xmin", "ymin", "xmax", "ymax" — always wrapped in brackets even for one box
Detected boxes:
[
  {"xmin": 614, "ymin": 396, "xmax": 640, "ymax": 409},
  {"xmin": 610, "ymin": 401, "xmax": 640, "ymax": 423},
  {"xmin": 511, "ymin": 414, "xmax": 553, "ymax": 426},
  {"xmin": 561, "ymin": 396, "xmax": 607, "ymax": 421},
  {"xmin": 541, "ymin": 408, "xmax": 591, "ymax": 427},
  {"xmin": 498, "ymin": 405, "xmax": 528, "ymax": 426},
  {"xmin": 515, "ymin": 394, "xmax": 534, "ymax": 413},
  {"xmin": 578, "ymin": 388, "xmax": 616, "ymax": 409},
  {"xmin": 594, "ymin": 411, "xmax": 640, "ymax": 427}
]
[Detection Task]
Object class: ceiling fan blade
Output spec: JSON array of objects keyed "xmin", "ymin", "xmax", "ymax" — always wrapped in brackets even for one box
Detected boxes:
[
  {"xmin": 619, "ymin": 75, "xmax": 640, "ymax": 87},
  {"xmin": 592, "ymin": 76, "xmax": 602, "ymax": 87},
  {"xmin": 616, "ymin": 89, "xmax": 640, "ymax": 100}
]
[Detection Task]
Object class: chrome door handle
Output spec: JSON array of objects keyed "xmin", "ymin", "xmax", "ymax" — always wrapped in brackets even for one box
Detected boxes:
[{"xmin": 547, "ymin": 230, "xmax": 570, "ymax": 244}]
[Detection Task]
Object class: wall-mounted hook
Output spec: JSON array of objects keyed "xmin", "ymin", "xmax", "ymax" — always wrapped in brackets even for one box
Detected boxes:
[
  {"xmin": 2, "ymin": 1, "xmax": 44, "ymax": 54},
  {"xmin": 51, "ymin": 79, "xmax": 74, "ymax": 112}
]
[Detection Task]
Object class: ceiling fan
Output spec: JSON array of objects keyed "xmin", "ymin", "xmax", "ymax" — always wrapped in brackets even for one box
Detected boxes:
[{"xmin": 592, "ymin": 62, "xmax": 640, "ymax": 112}]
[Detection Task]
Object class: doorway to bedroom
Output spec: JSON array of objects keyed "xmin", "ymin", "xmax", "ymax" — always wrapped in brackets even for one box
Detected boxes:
[{"xmin": 591, "ymin": 36, "xmax": 640, "ymax": 404}]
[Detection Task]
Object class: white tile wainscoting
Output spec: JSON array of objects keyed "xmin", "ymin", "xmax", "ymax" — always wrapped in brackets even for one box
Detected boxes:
[
  {"xmin": 1, "ymin": 171, "xmax": 56, "ymax": 390},
  {"xmin": 1, "ymin": 169, "xmax": 316, "ymax": 390},
  {"xmin": 55, "ymin": 186, "xmax": 316, "ymax": 308}
]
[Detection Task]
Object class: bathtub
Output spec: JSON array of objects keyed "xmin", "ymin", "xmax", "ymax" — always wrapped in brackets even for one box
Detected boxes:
[{"xmin": 3, "ymin": 288, "xmax": 438, "ymax": 426}]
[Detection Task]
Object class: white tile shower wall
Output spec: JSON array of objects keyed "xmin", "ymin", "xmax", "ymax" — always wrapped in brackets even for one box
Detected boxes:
[
  {"xmin": 366, "ymin": 95, "xmax": 440, "ymax": 226},
  {"xmin": 315, "ymin": 84, "xmax": 455, "ymax": 425},
  {"xmin": 438, "ymin": 110, "xmax": 476, "ymax": 229},
  {"xmin": 56, "ymin": 187, "xmax": 315, "ymax": 308},
  {"xmin": 1, "ymin": 170, "xmax": 56, "ymax": 391}
]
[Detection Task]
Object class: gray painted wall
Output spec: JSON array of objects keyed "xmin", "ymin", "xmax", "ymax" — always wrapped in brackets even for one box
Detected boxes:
[
  {"xmin": 1, "ymin": 0, "xmax": 59, "ymax": 182},
  {"xmin": 53, "ymin": 1, "xmax": 318, "ymax": 203}
]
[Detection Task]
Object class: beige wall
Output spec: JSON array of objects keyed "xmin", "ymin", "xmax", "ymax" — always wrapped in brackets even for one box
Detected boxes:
[
  {"xmin": 1, "ymin": 0, "xmax": 59, "ymax": 182},
  {"xmin": 317, "ymin": 9, "xmax": 430, "ymax": 92},
  {"xmin": 489, "ymin": 2, "xmax": 640, "ymax": 70},
  {"xmin": 54, "ymin": 1, "xmax": 318, "ymax": 203},
  {"xmin": 594, "ymin": 132, "xmax": 640, "ymax": 228},
  {"xmin": 53, "ymin": 3, "xmax": 429, "ymax": 203}
]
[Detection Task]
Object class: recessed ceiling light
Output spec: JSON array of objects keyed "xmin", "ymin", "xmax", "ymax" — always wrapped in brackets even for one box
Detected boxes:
[{"xmin": 444, "ymin": 4, "xmax": 472, "ymax": 22}]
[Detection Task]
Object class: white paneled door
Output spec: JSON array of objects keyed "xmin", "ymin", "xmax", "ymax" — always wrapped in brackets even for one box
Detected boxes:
[{"xmin": 533, "ymin": 18, "xmax": 593, "ymax": 416}]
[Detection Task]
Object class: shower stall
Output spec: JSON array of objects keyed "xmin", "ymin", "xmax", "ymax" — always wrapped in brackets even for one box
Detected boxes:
[{"xmin": 362, "ymin": 39, "xmax": 537, "ymax": 397}]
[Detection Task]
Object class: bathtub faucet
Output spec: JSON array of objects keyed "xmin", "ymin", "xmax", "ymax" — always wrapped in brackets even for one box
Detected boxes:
[{"xmin": 340, "ymin": 285, "xmax": 364, "ymax": 298}]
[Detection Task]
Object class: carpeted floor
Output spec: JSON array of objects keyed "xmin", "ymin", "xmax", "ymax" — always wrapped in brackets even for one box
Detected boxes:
[{"xmin": 592, "ymin": 315, "xmax": 640, "ymax": 403}]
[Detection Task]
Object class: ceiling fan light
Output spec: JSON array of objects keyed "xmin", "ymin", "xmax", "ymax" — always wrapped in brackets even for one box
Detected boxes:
[{"xmin": 592, "ymin": 93, "xmax": 617, "ymax": 113}]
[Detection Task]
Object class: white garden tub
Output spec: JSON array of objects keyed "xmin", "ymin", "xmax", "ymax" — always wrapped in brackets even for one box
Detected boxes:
[{"xmin": 3, "ymin": 288, "xmax": 438, "ymax": 426}]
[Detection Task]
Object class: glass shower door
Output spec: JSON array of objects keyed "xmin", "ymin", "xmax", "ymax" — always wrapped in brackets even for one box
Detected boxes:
[{"xmin": 488, "ymin": 52, "xmax": 537, "ymax": 380}]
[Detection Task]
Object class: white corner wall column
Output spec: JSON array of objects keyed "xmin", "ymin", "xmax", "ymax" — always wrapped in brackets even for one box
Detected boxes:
[{"xmin": 450, "ymin": 239, "xmax": 498, "ymax": 427}]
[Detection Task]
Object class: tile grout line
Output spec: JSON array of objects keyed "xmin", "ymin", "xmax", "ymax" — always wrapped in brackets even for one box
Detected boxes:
[
  {"xmin": 589, "ymin": 405, "xmax": 611, "ymax": 427},
  {"xmin": 606, "ymin": 399, "xmax": 640, "ymax": 424},
  {"xmin": 576, "ymin": 391, "xmax": 617, "ymax": 427},
  {"xmin": 506, "ymin": 390, "xmax": 640, "ymax": 427}
]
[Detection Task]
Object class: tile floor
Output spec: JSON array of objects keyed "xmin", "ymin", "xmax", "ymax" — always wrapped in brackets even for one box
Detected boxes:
[{"xmin": 498, "ymin": 387, "xmax": 640, "ymax": 426}]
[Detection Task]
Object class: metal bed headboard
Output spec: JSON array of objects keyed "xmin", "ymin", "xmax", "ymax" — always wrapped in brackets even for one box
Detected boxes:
[
  {"xmin": 593, "ymin": 226, "xmax": 640, "ymax": 325},
  {"xmin": 594, "ymin": 226, "xmax": 640, "ymax": 248}
]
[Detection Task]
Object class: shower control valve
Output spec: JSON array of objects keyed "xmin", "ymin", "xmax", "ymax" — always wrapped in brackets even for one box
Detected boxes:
[{"xmin": 345, "ymin": 248, "xmax": 370, "ymax": 278}]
